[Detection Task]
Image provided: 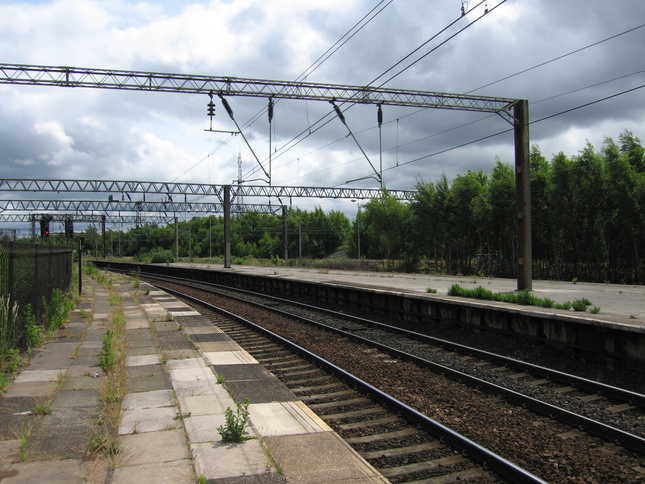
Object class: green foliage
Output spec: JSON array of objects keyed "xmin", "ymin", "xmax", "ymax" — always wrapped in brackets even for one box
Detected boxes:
[
  {"xmin": 0, "ymin": 295, "xmax": 20, "ymax": 354},
  {"xmin": 217, "ymin": 399, "xmax": 252, "ymax": 442},
  {"xmin": 572, "ymin": 298, "xmax": 592, "ymax": 312},
  {"xmin": 31, "ymin": 404, "xmax": 51, "ymax": 415},
  {"xmin": 43, "ymin": 288, "xmax": 74, "ymax": 332},
  {"xmin": 426, "ymin": 287, "xmax": 437, "ymax": 293},
  {"xmin": 99, "ymin": 329, "xmax": 115, "ymax": 373},
  {"xmin": 448, "ymin": 284, "xmax": 595, "ymax": 311},
  {"xmin": 150, "ymin": 249, "xmax": 175, "ymax": 264}
]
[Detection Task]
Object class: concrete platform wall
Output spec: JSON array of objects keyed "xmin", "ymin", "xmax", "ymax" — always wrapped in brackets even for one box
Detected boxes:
[{"xmin": 95, "ymin": 261, "xmax": 645, "ymax": 372}]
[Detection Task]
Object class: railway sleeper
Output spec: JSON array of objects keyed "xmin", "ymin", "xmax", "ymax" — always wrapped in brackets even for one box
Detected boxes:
[
  {"xmin": 308, "ymin": 397, "xmax": 371, "ymax": 410},
  {"xmin": 345, "ymin": 427, "xmax": 420, "ymax": 445},
  {"xmin": 378, "ymin": 454, "xmax": 471, "ymax": 479}
]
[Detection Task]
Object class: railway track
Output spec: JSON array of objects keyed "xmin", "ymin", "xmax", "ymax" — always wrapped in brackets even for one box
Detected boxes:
[
  {"xmin": 118, "ymin": 269, "xmax": 645, "ymax": 481},
  {"xmin": 211, "ymin": 311, "xmax": 502, "ymax": 483}
]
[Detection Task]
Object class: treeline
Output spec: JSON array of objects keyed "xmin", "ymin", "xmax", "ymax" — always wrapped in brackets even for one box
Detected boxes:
[
  {"xmin": 354, "ymin": 130, "xmax": 644, "ymax": 283},
  {"xmin": 59, "ymin": 130, "xmax": 644, "ymax": 284},
  {"xmin": 94, "ymin": 207, "xmax": 351, "ymax": 263}
]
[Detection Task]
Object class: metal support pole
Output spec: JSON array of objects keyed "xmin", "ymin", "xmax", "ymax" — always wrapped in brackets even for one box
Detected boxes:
[
  {"xmin": 78, "ymin": 238, "xmax": 83, "ymax": 296},
  {"xmin": 174, "ymin": 217, "xmax": 179, "ymax": 260},
  {"xmin": 101, "ymin": 215, "xmax": 106, "ymax": 259},
  {"xmin": 282, "ymin": 206, "xmax": 288, "ymax": 261},
  {"xmin": 224, "ymin": 185, "xmax": 232, "ymax": 268},
  {"xmin": 514, "ymin": 100, "xmax": 532, "ymax": 291}
]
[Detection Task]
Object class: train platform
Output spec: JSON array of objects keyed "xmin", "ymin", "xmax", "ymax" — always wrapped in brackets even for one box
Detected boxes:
[
  {"xmin": 169, "ymin": 263, "xmax": 645, "ymax": 328},
  {"xmin": 0, "ymin": 272, "xmax": 387, "ymax": 483}
]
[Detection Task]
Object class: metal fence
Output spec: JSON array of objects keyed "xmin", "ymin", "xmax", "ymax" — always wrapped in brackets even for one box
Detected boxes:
[{"xmin": 0, "ymin": 241, "xmax": 73, "ymax": 349}]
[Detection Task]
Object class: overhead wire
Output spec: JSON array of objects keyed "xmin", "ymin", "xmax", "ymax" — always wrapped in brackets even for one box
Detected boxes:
[
  {"xmin": 240, "ymin": 0, "xmax": 396, "ymax": 180},
  {"xmin": 279, "ymin": 20, "xmax": 645, "ymax": 186},
  {"xmin": 379, "ymin": 82, "xmax": 645, "ymax": 173},
  {"xmin": 275, "ymin": 70, "xmax": 645, "ymax": 186},
  {"xmin": 247, "ymin": 1, "xmax": 496, "ymax": 182}
]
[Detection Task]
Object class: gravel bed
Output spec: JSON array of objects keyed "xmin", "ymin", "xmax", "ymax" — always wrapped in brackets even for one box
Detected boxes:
[{"xmin": 158, "ymin": 281, "xmax": 645, "ymax": 482}]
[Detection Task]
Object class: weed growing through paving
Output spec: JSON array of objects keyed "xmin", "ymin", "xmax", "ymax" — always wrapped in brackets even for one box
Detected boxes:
[
  {"xmin": 217, "ymin": 398, "xmax": 252, "ymax": 442},
  {"xmin": 216, "ymin": 374, "xmax": 225, "ymax": 384},
  {"xmin": 425, "ymin": 288, "xmax": 438, "ymax": 294},
  {"xmin": 18, "ymin": 416, "xmax": 31, "ymax": 461},
  {"xmin": 30, "ymin": 404, "xmax": 52, "ymax": 416},
  {"xmin": 99, "ymin": 330, "xmax": 115, "ymax": 373}
]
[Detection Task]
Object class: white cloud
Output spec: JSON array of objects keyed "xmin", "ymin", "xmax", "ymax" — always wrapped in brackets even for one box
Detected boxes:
[{"xmin": 0, "ymin": 0, "xmax": 644, "ymax": 222}]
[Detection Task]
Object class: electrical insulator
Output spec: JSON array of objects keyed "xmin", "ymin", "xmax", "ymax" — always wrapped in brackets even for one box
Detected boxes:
[
  {"xmin": 207, "ymin": 100, "xmax": 216, "ymax": 117},
  {"xmin": 268, "ymin": 98, "xmax": 274, "ymax": 122},
  {"xmin": 377, "ymin": 105, "xmax": 383, "ymax": 126}
]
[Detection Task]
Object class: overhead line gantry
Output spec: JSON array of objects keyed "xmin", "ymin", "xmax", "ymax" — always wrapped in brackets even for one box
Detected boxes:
[{"xmin": 0, "ymin": 63, "xmax": 531, "ymax": 290}]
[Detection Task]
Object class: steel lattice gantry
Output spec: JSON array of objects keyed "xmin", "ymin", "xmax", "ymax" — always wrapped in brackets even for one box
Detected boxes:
[
  {"xmin": 0, "ymin": 179, "xmax": 417, "ymax": 202},
  {"xmin": 0, "ymin": 63, "xmax": 531, "ymax": 289},
  {"xmin": 0, "ymin": 199, "xmax": 278, "ymax": 214}
]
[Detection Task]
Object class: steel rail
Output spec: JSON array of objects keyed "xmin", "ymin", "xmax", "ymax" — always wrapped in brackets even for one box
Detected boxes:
[
  {"xmin": 117, "ymin": 268, "xmax": 645, "ymax": 455},
  {"xmin": 154, "ymin": 283, "xmax": 547, "ymax": 484},
  {"xmin": 127, "ymin": 268, "xmax": 645, "ymax": 408}
]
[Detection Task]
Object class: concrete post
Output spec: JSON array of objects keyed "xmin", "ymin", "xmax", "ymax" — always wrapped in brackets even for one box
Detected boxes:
[{"xmin": 514, "ymin": 100, "xmax": 532, "ymax": 291}]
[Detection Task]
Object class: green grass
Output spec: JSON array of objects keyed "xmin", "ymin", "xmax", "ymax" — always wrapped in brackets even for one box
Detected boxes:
[{"xmin": 448, "ymin": 284, "xmax": 594, "ymax": 312}]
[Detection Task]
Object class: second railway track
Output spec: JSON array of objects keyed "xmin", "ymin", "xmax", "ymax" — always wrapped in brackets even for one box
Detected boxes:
[{"xmin": 131, "ymin": 271, "xmax": 645, "ymax": 482}]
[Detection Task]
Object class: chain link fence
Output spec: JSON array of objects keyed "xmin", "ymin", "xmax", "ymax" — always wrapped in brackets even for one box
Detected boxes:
[{"xmin": 0, "ymin": 241, "xmax": 73, "ymax": 350}]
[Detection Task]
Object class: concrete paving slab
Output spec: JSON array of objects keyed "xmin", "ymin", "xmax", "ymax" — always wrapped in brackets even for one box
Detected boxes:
[
  {"xmin": 152, "ymin": 321, "xmax": 180, "ymax": 331},
  {"xmin": 28, "ymin": 407, "xmax": 100, "ymax": 458},
  {"xmin": 195, "ymin": 341, "xmax": 242, "ymax": 353},
  {"xmin": 1, "ymin": 381, "xmax": 58, "ymax": 398},
  {"xmin": 225, "ymin": 380, "xmax": 297, "ymax": 405},
  {"xmin": 75, "ymin": 346, "xmax": 101, "ymax": 358},
  {"xmin": 0, "ymin": 395, "xmax": 46, "ymax": 413},
  {"xmin": 166, "ymin": 357, "xmax": 206, "ymax": 370},
  {"xmin": 158, "ymin": 333, "xmax": 195, "ymax": 350},
  {"xmin": 263, "ymin": 432, "xmax": 387, "ymax": 484},
  {"xmin": 179, "ymin": 320, "xmax": 215, "ymax": 331},
  {"xmin": 126, "ymin": 363, "xmax": 166, "ymax": 379},
  {"xmin": 204, "ymin": 351, "xmax": 258, "ymax": 365},
  {"xmin": 122, "ymin": 389, "xmax": 175, "ymax": 410},
  {"xmin": 169, "ymin": 366, "xmax": 218, "ymax": 384},
  {"xmin": 125, "ymin": 346, "xmax": 159, "ymax": 356},
  {"xmin": 170, "ymin": 310, "xmax": 202, "ymax": 317},
  {"xmin": 27, "ymin": 345, "xmax": 77, "ymax": 370},
  {"xmin": 51, "ymin": 389, "xmax": 101, "ymax": 408},
  {"xmin": 124, "ymin": 319, "xmax": 150, "ymax": 330},
  {"xmin": 119, "ymin": 429, "xmax": 189, "ymax": 466},
  {"xmin": 119, "ymin": 406, "xmax": 181, "ymax": 435},
  {"xmin": 188, "ymin": 333, "xmax": 231, "ymax": 342},
  {"xmin": 177, "ymin": 393, "xmax": 235, "ymax": 416},
  {"xmin": 212, "ymin": 364, "xmax": 277, "ymax": 382},
  {"xmin": 66, "ymin": 355, "xmax": 101, "ymax": 367},
  {"xmin": 111, "ymin": 459, "xmax": 194, "ymax": 484},
  {"xmin": 171, "ymin": 378, "xmax": 222, "ymax": 397},
  {"xmin": 192, "ymin": 439, "xmax": 270, "ymax": 480},
  {"xmin": 0, "ymin": 459, "xmax": 93, "ymax": 483},
  {"xmin": 183, "ymin": 413, "xmax": 227, "ymax": 443},
  {"xmin": 13, "ymin": 369, "xmax": 65, "ymax": 384},
  {"xmin": 125, "ymin": 354, "xmax": 161, "ymax": 367},
  {"xmin": 0, "ymin": 439, "xmax": 20, "ymax": 465},
  {"xmin": 163, "ymin": 349, "xmax": 202, "ymax": 360},
  {"xmin": 127, "ymin": 372, "xmax": 172, "ymax": 393},
  {"xmin": 60, "ymin": 375, "xmax": 101, "ymax": 391},
  {"xmin": 249, "ymin": 401, "xmax": 331, "ymax": 437}
]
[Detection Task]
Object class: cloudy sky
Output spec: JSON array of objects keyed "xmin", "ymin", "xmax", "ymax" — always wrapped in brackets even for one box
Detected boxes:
[{"xmin": 1, "ymin": 0, "xmax": 644, "ymax": 222}]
